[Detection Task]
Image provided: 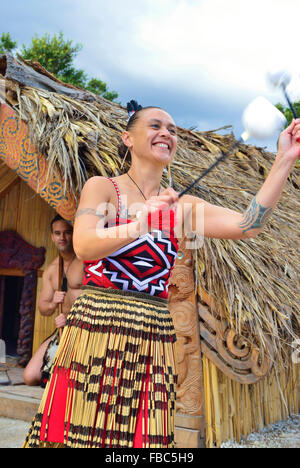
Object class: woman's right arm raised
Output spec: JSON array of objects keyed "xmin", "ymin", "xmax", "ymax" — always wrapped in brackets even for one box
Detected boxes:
[{"xmin": 73, "ymin": 177, "xmax": 143, "ymax": 261}]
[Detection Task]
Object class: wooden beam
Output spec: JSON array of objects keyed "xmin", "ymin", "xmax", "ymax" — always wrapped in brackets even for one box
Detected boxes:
[
  {"xmin": 0, "ymin": 268, "xmax": 43, "ymax": 278},
  {"xmin": 0, "ymin": 268, "xmax": 24, "ymax": 277}
]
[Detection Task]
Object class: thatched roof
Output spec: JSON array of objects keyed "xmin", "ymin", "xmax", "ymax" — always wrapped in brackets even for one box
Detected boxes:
[{"xmin": 0, "ymin": 54, "xmax": 299, "ymax": 360}]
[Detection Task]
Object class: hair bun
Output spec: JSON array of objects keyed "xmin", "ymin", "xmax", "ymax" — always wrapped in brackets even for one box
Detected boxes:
[{"xmin": 127, "ymin": 100, "xmax": 143, "ymax": 119}]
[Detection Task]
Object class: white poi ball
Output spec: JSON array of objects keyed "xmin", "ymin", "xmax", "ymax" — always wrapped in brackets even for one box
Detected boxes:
[
  {"xmin": 266, "ymin": 68, "xmax": 292, "ymax": 89},
  {"xmin": 241, "ymin": 96, "xmax": 287, "ymax": 141}
]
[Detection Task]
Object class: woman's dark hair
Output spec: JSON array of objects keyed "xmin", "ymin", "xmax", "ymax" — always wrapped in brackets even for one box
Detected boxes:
[{"xmin": 118, "ymin": 102, "xmax": 163, "ymax": 160}]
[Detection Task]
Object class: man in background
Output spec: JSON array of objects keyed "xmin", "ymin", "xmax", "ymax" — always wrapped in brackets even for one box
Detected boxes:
[{"xmin": 24, "ymin": 215, "xmax": 83, "ymax": 387}]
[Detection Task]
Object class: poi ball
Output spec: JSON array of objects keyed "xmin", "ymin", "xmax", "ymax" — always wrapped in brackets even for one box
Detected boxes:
[
  {"xmin": 241, "ymin": 96, "xmax": 287, "ymax": 141},
  {"xmin": 266, "ymin": 68, "xmax": 292, "ymax": 89}
]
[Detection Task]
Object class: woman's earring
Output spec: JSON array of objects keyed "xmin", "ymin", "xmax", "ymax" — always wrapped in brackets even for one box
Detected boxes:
[
  {"xmin": 168, "ymin": 163, "xmax": 173, "ymax": 188},
  {"xmin": 121, "ymin": 147, "xmax": 129, "ymax": 170}
]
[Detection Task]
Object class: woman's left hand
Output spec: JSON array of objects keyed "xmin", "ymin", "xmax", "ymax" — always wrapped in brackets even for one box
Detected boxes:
[{"xmin": 278, "ymin": 118, "xmax": 300, "ymax": 163}]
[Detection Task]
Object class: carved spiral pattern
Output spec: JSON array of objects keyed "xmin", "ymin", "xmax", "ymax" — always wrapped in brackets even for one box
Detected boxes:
[
  {"xmin": 0, "ymin": 116, "xmax": 21, "ymax": 169},
  {"xmin": 169, "ymin": 244, "xmax": 204, "ymax": 416},
  {"xmin": 199, "ymin": 303, "xmax": 274, "ymax": 384},
  {"xmin": 171, "ymin": 301, "xmax": 196, "ymax": 336},
  {"xmin": 169, "ymin": 265, "xmax": 195, "ymax": 302},
  {"xmin": 0, "ymin": 104, "xmax": 76, "ymax": 220},
  {"xmin": 18, "ymin": 136, "xmax": 38, "ymax": 180}
]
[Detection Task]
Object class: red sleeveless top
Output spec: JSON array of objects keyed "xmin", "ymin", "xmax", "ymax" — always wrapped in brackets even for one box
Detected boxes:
[{"xmin": 83, "ymin": 178, "xmax": 179, "ymax": 299}]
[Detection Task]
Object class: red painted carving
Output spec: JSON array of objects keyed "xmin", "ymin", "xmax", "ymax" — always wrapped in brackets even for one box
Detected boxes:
[
  {"xmin": 0, "ymin": 231, "xmax": 45, "ymax": 365},
  {"xmin": 0, "ymin": 231, "xmax": 45, "ymax": 271}
]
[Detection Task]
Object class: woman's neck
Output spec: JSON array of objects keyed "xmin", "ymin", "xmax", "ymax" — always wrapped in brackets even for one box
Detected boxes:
[{"xmin": 127, "ymin": 161, "xmax": 163, "ymax": 199}]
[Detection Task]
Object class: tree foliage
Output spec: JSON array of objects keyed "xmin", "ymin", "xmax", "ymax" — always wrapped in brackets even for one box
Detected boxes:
[
  {"xmin": 86, "ymin": 78, "xmax": 119, "ymax": 102},
  {"xmin": 0, "ymin": 32, "xmax": 118, "ymax": 101},
  {"xmin": 0, "ymin": 32, "xmax": 17, "ymax": 54},
  {"xmin": 276, "ymin": 101, "xmax": 300, "ymax": 126},
  {"xmin": 21, "ymin": 32, "xmax": 83, "ymax": 80}
]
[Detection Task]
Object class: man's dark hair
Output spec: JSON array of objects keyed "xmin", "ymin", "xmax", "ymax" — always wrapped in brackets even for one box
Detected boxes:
[{"xmin": 50, "ymin": 214, "xmax": 72, "ymax": 233}]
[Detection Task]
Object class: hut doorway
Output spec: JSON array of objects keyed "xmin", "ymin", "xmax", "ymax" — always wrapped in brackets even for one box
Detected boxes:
[
  {"xmin": 0, "ymin": 231, "xmax": 45, "ymax": 366},
  {"xmin": 0, "ymin": 275, "xmax": 24, "ymax": 356}
]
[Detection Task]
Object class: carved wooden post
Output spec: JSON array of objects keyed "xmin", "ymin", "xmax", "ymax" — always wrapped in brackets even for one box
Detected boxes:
[
  {"xmin": 0, "ymin": 276, "xmax": 5, "ymax": 337},
  {"xmin": 17, "ymin": 270, "xmax": 38, "ymax": 366},
  {"xmin": 169, "ymin": 239, "xmax": 206, "ymax": 448},
  {"xmin": 0, "ymin": 231, "xmax": 45, "ymax": 367}
]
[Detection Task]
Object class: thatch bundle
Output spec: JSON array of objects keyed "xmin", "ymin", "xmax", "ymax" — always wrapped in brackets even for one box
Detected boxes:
[{"xmin": 0, "ymin": 54, "xmax": 299, "ymax": 362}]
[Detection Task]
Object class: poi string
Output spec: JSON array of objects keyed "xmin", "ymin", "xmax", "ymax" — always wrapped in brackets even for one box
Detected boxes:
[
  {"xmin": 279, "ymin": 83, "xmax": 300, "ymax": 143},
  {"xmin": 267, "ymin": 69, "xmax": 299, "ymax": 123},
  {"xmin": 179, "ymin": 96, "xmax": 287, "ymax": 199},
  {"xmin": 281, "ymin": 83, "xmax": 298, "ymax": 120},
  {"xmin": 179, "ymin": 139, "xmax": 241, "ymax": 198}
]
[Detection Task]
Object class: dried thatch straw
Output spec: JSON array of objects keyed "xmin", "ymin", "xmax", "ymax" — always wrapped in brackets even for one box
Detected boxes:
[{"xmin": 0, "ymin": 57, "xmax": 299, "ymax": 361}]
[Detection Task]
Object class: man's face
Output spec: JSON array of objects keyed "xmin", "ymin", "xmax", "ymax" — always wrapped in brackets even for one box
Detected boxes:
[{"xmin": 51, "ymin": 220, "xmax": 73, "ymax": 253}]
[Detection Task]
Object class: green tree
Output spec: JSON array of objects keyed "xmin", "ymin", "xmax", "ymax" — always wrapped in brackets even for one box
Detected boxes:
[
  {"xmin": 86, "ymin": 78, "xmax": 119, "ymax": 102},
  {"xmin": 21, "ymin": 32, "xmax": 84, "ymax": 84},
  {"xmin": 20, "ymin": 32, "xmax": 118, "ymax": 100},
  {"xmin": 0, "ymin": 32, "xmax": 17, "ymax": 54},
  {"xmin": 1, "ymin": 31, "xmax": 118, "ymax": 101},
  {"xmin": 276, "ymin": 101, "xmax": 300, "ymax": 126},
  {"xmin": 59, "ymin": 66, "xmax": 88, "ymax": 90}
]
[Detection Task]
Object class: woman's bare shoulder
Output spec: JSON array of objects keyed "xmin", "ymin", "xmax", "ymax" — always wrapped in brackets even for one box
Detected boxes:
[
  {"xmin": 82, "ymin": 176, "xmax": 113, "ymax": 190},
  {"xmin": 79, "ymin": 176, "xmax": 115, "ymax": 202}
]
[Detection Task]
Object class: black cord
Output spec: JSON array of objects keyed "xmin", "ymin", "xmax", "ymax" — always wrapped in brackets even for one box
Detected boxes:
[
  {"xmin": 282, "ymin": 84, "xmax": 297, "ymax": 119},
  {"xmin": 179, "ymin": 139, "xmax": 241, "ymax": 198}
]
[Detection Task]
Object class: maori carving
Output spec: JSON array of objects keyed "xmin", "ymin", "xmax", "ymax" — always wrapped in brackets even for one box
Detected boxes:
[
  {"xmin": 169, "ymin": 233, "xmax": 274, "ymax": 394},
  {"xmin": 169, "ymin": 240, "xmax": 204, "ymax": 416},
  {"xmin": 0, "ymin": 231, "xmax": 45, "ymax": 366},
  {"xmin": 0, "ymin": 104, "xmax": 77, "ymax": 221},
  {"xmin": 17, "ymin": 271, "xmax": 38, "ymax": 366},
  {"xmin": 168, "ymin": 265, "xmax": 194, "ymax": 303},
  {"xmin": 0, "ymin": 231, "xmax": 45, "ymax": 271},
  {"xmin": 198, "ymin": 301, "xmax": 274, "ymax": 384},
  {"xmin": 171, "ymin": 301, "xmax": 199, "ymax": 386}
]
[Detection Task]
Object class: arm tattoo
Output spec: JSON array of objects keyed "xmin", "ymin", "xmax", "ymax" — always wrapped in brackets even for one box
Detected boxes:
[
  {"xmin": 118, "ymin": 204, "xmax": 130, "ymax": 220},
  {"xmin": 75, "ymin": 208, "xmax": 106, "ymax": 219},
  {"xmin": 239, "ymin": 196, "xmax": 273, "ymax": 233},
  {"xmin": 119, "ymin": 203, "xmax": 137, "ymax": 220}
]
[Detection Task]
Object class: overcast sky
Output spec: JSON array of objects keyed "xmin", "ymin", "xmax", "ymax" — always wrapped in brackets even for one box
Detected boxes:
[{"xmin": 1, "ymin": 0, "xmax": 300, "ymax": 151}]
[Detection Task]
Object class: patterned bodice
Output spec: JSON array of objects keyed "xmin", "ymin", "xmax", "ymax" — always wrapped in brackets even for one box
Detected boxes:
[{"xmin": 83, "ymin": 179, "xmax": 179, "ymax": 299}]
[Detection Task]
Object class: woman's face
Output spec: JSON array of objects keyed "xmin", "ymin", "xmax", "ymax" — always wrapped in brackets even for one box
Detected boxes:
[{"xmin": 124, "ymin": 108, "xmax": 178, "ymax": 166}]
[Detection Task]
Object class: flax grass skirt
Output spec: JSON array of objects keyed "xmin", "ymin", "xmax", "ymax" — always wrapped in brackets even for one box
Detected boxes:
[{"xmin": 23, "ymin": 287, "xmax": 177, "ymax": 448}]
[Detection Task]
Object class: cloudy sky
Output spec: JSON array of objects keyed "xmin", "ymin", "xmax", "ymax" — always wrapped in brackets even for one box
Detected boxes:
[{"xmin": 2, "ymin": 0, "xmax": 300, "ymax": 151}]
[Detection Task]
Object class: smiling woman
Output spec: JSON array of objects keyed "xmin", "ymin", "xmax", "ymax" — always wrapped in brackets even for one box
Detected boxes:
[
  {"xmin": 118, "ymin": 102, "xmax": 177, "ymax": 165},
  {"xmin": 24, "ymin": 102, "xmax": 181, "ymax": 449}
]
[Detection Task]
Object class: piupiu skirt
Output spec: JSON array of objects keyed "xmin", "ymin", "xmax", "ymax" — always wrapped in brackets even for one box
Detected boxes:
[{"xmin": 23, "ymin": 287, "xmax": 177, "ymax": 448}]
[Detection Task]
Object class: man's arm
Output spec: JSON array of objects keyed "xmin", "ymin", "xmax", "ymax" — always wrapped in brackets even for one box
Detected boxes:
[{"xmin": 38, "ymin": 268, "xmax": 66, "ymax": 316}]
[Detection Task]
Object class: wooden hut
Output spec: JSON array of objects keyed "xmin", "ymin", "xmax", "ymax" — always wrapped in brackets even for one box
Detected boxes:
[{"xmin": 0, "ymin": 54, "xmax": 299, "ymax": 447}]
